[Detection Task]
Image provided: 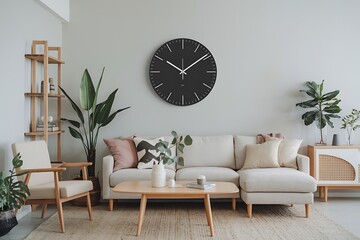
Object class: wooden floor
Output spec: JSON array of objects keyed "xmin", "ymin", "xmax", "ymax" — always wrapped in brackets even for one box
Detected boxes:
[{"xmin": 3, "ymin": 198, "xmax": 360, "ymax": 239}]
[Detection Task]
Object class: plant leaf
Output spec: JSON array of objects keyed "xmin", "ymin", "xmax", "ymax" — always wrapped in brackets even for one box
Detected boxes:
[
  {"xmin": 60, "ymin": 118, "xmax": 81, "ymax": 128},
  {"xmin": 60, "ymin": 86, "xmax": 85, "ymax": 124},
  {"xmin": 92, "ymin": 67, "xmax": 105, "ymax": 113},
  {"xmin": 68, "ymin": 127, "xmax": 83, "ymax": 140},
  {"xmin": 296, "ymin": 99, "xmax": 318, "ymax": 108},
  {"xmin": 178, "ymin": 157, "xmax": 184, "ymax": 166},
  {"xmin": 184, "ymin": 135, "xmax": 193, "ymax": 145},
  {"xmin": 322, "ymin": 90, "xmax": 340, "ymax": 101},
  {"xmin": 101, "ymin": 107, "xmax": 130, "ymax": 127},
  {"xmin": 171, "ymin": 131, "xmax": 178, "ymax": 138},
  {"xmin": 302, "ymin": 111, "xmax": 317, "ymax": 126},
  {"xmin": 177, "ymin": 143, "xmax": 185, "ymax": 153},
  {"xmin": 80, "ymin": 69, "xmax": 96, "ymax": 110},
  {"xmin": 96, "ymin": 89, "xmax": 118, "ymax": 124}
]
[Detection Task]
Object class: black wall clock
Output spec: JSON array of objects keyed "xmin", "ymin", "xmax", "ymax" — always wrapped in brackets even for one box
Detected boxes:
[{"xmin": 149, "ymin": 38, "xmax": 217, "ymax": 106}]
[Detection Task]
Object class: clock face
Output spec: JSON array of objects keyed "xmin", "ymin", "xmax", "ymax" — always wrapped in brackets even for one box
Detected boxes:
[{"xmin": 149, "ymin": 38, "xmax": 217, "ymax": 106}]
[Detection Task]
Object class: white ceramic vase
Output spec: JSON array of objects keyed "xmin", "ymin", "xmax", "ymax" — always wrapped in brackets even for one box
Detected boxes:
[{"xmin": 151, "ymin": 164, "xmax": 166, "ymax": 188}]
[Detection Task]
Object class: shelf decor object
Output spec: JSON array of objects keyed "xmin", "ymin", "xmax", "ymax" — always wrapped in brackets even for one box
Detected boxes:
[{"xmin": 24, "ymin": 40, "xmax": 64, "ymax": 161}]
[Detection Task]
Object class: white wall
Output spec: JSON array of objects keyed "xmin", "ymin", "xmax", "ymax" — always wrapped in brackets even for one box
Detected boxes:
[
  {"xmin": 0, "ymin": 0, "xmax": 62, "ymax": 216},
  {"xmin": 62, "ymin": 0, "xmax": 360, "ymax": 178},
  {"xmin": 37, "ymin": 0, "xmax": 70, "ymax": 22}
]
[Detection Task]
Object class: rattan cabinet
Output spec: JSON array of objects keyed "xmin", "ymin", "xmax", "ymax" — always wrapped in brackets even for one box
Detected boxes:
[{"xmin": 308, "ymin": 145, "xmax": 360, "ymax": 201}]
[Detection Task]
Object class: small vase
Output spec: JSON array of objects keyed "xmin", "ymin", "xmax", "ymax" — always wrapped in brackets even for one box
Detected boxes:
[
  {"xmin": 151, "ymin": 164, "xmax": 166, "ymax": 188},
  {"xmin": 332, "ymin": 134, "xmax": 339, "ymax": 146}
]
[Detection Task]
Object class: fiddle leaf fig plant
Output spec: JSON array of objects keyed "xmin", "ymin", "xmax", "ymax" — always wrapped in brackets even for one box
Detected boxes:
[
  {"xmin": 60, "ymin": 67, "xmax": 130, "ymax": 176},
  {"xmin": 157, "ymin": 131, "xmax": 193, "ymax": 166},
  {"xmin": 341, "ymin": 109, "xmax": 360, "ymax": 145},
  {"xmin": 0, "ymin": 153, "xmax": 30, "ymax": 211},
  {"xmin": 296, "ymin": 80, "xmax": 341, "ymax": 145}
]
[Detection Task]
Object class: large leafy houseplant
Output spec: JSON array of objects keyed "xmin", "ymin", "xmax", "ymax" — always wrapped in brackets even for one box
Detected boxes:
[
  {"xmin": 296, "ymin": 80, "xmax": 341, "ymax": 145},
  {"xmin": 60, "ymin": 68, "xmax": 130, "ymax": 176},
  {"xmin": 341, "ymin": 109, "xmax": 360, "ymax": 145},
  {"xmin": 0, "ymin": 153, "xmax": 30, "ymax": 236}
]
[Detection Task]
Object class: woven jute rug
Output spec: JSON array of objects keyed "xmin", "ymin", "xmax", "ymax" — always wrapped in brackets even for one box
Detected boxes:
[{"xmin": 25, "ymin": 202, "xmax": 357, "ymax": 240}]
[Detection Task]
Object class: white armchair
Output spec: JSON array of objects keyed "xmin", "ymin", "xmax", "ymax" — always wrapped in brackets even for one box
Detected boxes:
[{"xmin": 12, "ymin": 140, "xmax": 93, "ymax": 233}]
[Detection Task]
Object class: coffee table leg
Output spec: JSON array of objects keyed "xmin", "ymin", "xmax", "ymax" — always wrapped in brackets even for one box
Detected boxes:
[
  {"xmin": 204, "ymin": 194, "xmax": 214, "ymax": 237},
  {"xmin": 137, "ymin": 194, "xmax": 147, "ymax": 236}
]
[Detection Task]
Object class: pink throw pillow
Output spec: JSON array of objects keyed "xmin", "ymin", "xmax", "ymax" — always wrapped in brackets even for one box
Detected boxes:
[{"xmin": 103, "ymin": 138, "xmax": 138, "ymax": 171}]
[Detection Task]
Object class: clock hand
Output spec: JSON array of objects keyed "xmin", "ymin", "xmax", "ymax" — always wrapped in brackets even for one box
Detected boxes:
[
  {"xmin": 181, "ymin": 53, "xmax": 209, "ymax": 74},
  {"xmin": 166, "ymin": 61, "xmax": 187, "ymax": 75},
  {"xmin": 181, "ymin": 58, "xmax": 184, "ymax": 80}
]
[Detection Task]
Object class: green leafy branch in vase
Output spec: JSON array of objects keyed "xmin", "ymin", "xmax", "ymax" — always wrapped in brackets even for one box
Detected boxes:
[
  {"xmin": 341, "ymin": 109, "xmax": 360, "ymax": 145},
  {"xmin": 157, "ymin": 131, "xmax": 193, "ymax": 166}
]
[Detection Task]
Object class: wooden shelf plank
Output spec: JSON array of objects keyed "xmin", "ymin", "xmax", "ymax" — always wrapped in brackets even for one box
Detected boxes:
[
  {"xmin": 25, "ymin": 54, "xmax": 64, "ymax": 64},
  {"xmin": 25, "ymin": 93, "xmax": 65, "ymax": 98},
  {"xmin": 25, "ymin": 130, "xmax": 64, "ymax": 136}
]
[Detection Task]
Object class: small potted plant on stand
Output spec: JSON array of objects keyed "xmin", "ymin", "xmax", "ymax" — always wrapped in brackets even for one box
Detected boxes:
[
  {"xmin": 152, "ymin": 131, "xmax": 192, "ymax": 188},
  {"xmin": 341, "ymin": 109, "xmax": 360, "ymax": 145},
  {"xmin": 0, "ymin": 153, "xmax": 30, "ymax": 236},
  {"xmin": 61, "ymin": 67, "xmax": 130, "ymax": 205},
  {"xmin": 296, "ymin": 80, "xmax": 341, "ymax": 145}
]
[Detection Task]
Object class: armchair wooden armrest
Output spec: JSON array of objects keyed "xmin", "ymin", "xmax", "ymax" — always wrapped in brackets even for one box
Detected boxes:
[
  {"xmin": 58, "ymin": 162, "xmax": 93, "ymax": 180},
  {"xmin": 18, "ymin": 167, "xmax": 67, "ymax": 185},
  {"xmin": 59, "ymin": 162, "xmax": 92, "ymax": 167},
  {"xmin": 18, "ymin": 167, "xmax": 66, "ymax": 173}
]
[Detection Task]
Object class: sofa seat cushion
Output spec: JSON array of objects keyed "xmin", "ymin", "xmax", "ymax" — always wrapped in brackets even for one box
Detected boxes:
[
  {"xmin": 238, "ymin": 168, "xmax": 316, "ymax": 193},
  {"xmin": 28, "ymin": 180, "xmax": 93, "ymax": 199},
  {"xmin": 110, "ymin": 168, "xmax": 176, "ymax": 187},
  {"xmin": 176, "ymin": 167, "xmax": 239, "ymax": 186}
]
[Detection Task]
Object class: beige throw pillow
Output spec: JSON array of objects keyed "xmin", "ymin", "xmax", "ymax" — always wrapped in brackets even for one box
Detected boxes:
[
  {"xmin": 242, "ymin": 140, "xmax": 282, "ymax": 170},
  {"xmin": 265, "ymin": 136, "xmax": 303, "ymax": 169},
  {"xmin": 278, "ymin": 139, "xmax": 302, "ymax": 168}
]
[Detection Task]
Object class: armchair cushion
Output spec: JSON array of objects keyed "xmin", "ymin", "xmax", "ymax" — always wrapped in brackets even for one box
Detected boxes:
[
  {"xmin": 239, "ymin": 168, "xmax": 317, "ymax": 193},
  {"xmin": 12, "ymin": 141, "xmax": 53, "ymax": 186},
  {"xmin": 28, "ymin": 180, "xmax": 93, "ymax": 199}
]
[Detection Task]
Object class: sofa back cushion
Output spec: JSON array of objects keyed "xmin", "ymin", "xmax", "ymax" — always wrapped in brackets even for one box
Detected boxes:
[
  {"xmin": 177, "ymin": 135, "xmax": 235, "ymax": 169},
  {"xmin": 234, "ymin": 135, "xmax": 257, "ymax": 169}
]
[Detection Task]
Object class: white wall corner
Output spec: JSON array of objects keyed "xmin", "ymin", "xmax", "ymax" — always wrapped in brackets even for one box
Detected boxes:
[{"xmin": 35, "ymin": 0, "xmax": 70, "ymax": 22}]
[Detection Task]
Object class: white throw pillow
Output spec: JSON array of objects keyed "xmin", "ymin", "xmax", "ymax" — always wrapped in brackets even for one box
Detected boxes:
[
  {"xmin": 265, "ymin": 136, "xmax": 302, "ymax": 169},
  {"xmin": 133, "ymin": 137, "xmax": 176, "ymax": 170},
  {"xmin": 242, "ymin": 140, "xmax": 282, "ymax": 170}
]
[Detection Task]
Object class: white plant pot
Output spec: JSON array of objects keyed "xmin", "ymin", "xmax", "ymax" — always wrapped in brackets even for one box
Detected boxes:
[{"xmin": 151, "ymin": 164, "xmax": 166, "ymax": 188}]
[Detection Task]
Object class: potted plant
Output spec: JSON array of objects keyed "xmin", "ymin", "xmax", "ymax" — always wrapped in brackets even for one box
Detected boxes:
[
  {"xmin": 0, "ymin": 153, "xmax": 30, "ymax": 236},
  {"xmin": 60, "ymin": 67, "xmax": 130, "ymax": 204},
  {"xmin": 296, "ymin": 80, "xmax": 341, "ymax": 145},
  {"xmin": 151, "ymin": 131, "xmax": 192, "ymax": 187},
  {"xmin": 341, "ymin": 109, "xmax": 360, "ymax": 145}
]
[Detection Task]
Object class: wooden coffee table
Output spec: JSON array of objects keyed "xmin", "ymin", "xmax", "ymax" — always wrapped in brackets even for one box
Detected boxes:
[{"xmin": 113, "ymin": 181, "xmax": 239, "ymax": 237}]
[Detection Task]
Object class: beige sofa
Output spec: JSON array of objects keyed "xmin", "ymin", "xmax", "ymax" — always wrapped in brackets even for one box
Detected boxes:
[{"xmin": 102, "ymin": 135, "xmax": 316, "ymax": 217}]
